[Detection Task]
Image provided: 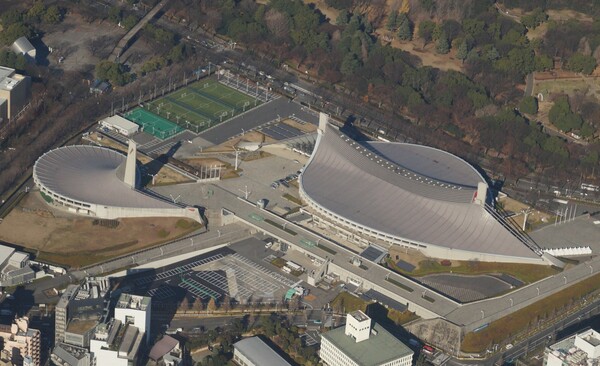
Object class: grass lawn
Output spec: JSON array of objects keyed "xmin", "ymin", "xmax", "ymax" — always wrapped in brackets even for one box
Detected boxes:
[
  {"xmin": 331, "ymin": 292, "xmax": 369, "ymax": 313},
  {"xmin": 271, "ymin": 257, "xmax": 286, "ymax": 268},
  {"xmin": 331, "ymin": 292, "xmax": 418, "ymax": 325},
  {"xmin": 385, "ymin": 258, "xmax": 559, "ymax": 284},
  {"xmin": 462, "ymin": 272, "xmax": 600, "ymax": 353},
  {"xmin": 143, "ymin": 78, "xmax": 260, "ymax": 133}
]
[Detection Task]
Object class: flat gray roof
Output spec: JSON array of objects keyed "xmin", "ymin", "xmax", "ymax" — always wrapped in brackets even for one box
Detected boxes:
[
  {"xmin": 0, "ymin": 245, "xmax": 15, "ymax": 267},
  {"xmin": 101, "ymin": 115, "xmax": 139, "ymax": 132},
  {"xmin": 530, "ymin": 215, "xmax": 600, "ymax": 253},
  {"xmin": 322, "ymin": 322, "xmax": 413, "ymax": 366},
  {"xmin": 33, "ymin": 145, "xmax": 176, "ymax": 209},
  {"xmin": 234, "ymin": 337, "xmax": 292, "ymax": 366},
  {"xmin": 300, "ymin": 125, "xmax": 538, "ymax": 258}
]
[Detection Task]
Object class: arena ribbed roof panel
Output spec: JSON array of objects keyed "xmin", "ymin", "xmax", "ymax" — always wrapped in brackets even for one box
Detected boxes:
[
  {"xmin": 300, "ymin": 125, "xmax": 538, "ymax": 259},
  {"xmin": 33, "ymin": 145, "xmax": 176, "ymax": 209}
]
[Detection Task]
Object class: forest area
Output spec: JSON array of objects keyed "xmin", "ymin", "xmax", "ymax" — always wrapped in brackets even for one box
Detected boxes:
[{"xmin": 165, "ymin": 0, "xmax": 600, "ymax": 184}]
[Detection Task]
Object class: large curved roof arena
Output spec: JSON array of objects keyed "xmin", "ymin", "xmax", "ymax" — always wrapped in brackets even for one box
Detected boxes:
[
  {"xmin": 299, "ymin": 123, "xmax": 540, "ymax": 261},
  {"xmin": 33, "ymin": 145, "xmax": 175, "ymax": 209}
]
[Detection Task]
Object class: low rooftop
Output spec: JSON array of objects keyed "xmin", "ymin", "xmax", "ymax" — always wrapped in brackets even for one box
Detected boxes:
[
  {"xmin": 322, "ymin": 322, "xmax": 413, "ymax": 366},
  {"xmin": 234, "ymin": 337, "xmax": 292, "ymax": 366},
  {"xmin": 116, "ymin": 293, "xmax": 151, "ymax": 311},
  {"xmin": 349, "ymin": 310, "xmax": 369, "ymax": 322}
]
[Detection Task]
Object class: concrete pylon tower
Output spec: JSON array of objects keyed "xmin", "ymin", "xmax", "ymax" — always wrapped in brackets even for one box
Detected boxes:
[
  {"xmin": 124, "ymin": 139, "xmax": 137, "ymax": 188},
  {"xmin": 473, "ymin": 182, "xmax": 488, "ymax": 206},
  {"xmin": 318, "ymin": 112, "xmax": 329, "ymax": 134}
]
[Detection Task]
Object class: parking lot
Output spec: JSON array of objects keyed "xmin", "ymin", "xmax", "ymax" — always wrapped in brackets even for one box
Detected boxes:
[{"xmin": 120, "ymin": 239, "xmax": 302, "ymax": 304}]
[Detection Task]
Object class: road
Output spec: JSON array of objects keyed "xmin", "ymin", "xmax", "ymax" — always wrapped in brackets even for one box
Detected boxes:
[
  {"xmin": 199, "ymin": 98, "xmax": 319, "ymax": 144},
  {"xmin": 524, "ymin": 73, "xmax": 533, "ymax": 96}
]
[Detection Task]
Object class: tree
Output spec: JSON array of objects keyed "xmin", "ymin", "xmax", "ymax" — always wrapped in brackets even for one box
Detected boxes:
[
  {"xmin": 534, "ymin": 54, "xmax": 553, "ymax": 71},
  {"xmin": 207, "ymin": 297, "xmax": 218, "ymax": 312},
  {"xmin": 221, "ymin": 295, "xmax": 231, "ymax": 312},
  {"xmin": 265, "ymin": 8, "xmax": 290, "ymax": 38},
  {"xmin": 180, "ymin": 296, "xmax": 190, "ymax": 311},
  {"xmin": 0, "ymin": 50, "xmax": 26, "ymax": 70},
  {"xmin": 521, "ymin": 8, "xmax": 548, "ymax": 29},
  {"xmin": 435, "ymin": 32, "xmax": 450, "ymax": 54},
  {"xmin": 26, "ymin": 1, "xmax": 46, "ymax": 23},
  {"xmin": 0, "ymin": 22, "xmax": 34, "ymax": 46},
  {"xmin": 1, "ymin": 9, "xmax": 23, "ymax": 26},
  {"xmin": 396, "ymin": 13, "xmax": 412, "ymax": 41},
  {"xmin": 336, "ymin": 9, "xmax": 349, "ymax": 25},
  {"xmin": 43, "ymin": 5, "xmax": 63, "ymax": 24},
  {"xmin": 386, "ymin": 11, "xmax": 398, "ymax": 31},
  {"xmin": 519, "ymin": 96, "xmax": 538, "ymax": 114},
  {"xmin": 456, "ymin": 39, "xmax": 469, "ymax": 63},
  {"xmin": 95, "ymin": 61, "xmax": 132, "ymax": 86},
  {"xmin": 108, "ymin": 6, "xmax": 122, "ymax": 24},
  {"xmin": 167, "ymin": 44, "xmax": 185, "ymax": 63},
  {"xmin": 565, "ymin": 53, "xmax": 597, "ymax": 75},
  {"xmin": 418, "ymin": 20, "xmax": 436, "ymax": 46},
  {"xmin": 340, "ymin": 53, "xmax": 360, "ymax": 76},
  {"xmin": 549, "ymin": 97, "xmax": 583, "ymax": 132},
  {"xmin": 193, "ymin": 298, "xmax": 204, "ymax": 312},
  {"xmin": 121, "ymin": 15, "xmax": 138, "ymax": 31}
]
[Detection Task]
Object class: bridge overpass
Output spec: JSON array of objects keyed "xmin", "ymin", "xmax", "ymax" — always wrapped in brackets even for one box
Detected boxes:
[{"xmin": 108, "ymin": 0, "xmax": 169, "ymax": 62}]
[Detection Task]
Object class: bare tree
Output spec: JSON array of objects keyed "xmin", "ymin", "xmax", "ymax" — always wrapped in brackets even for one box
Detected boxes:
[{"xmin": 264, "ymin": 9, "xmax": 290, "ymax": 39}]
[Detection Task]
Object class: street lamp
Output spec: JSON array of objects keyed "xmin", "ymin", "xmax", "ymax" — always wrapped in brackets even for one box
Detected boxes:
[
  {"xmin": 590, "ymin": 265, "xmax": 593, "ymax": 274},
  {"xmin": 536, "ymin": 287, "xmax": 540, "ymax": 296},
  {"xmin": 481, "ymin": 310, "xmax": 485, "ymax": 319},
  {"xmin": 563, "ymin": 276, "xmax": 567, "ymax": 285},
  {"xmin": 509, "ymin": 298, "xmax": 513, "ymax": 307}
]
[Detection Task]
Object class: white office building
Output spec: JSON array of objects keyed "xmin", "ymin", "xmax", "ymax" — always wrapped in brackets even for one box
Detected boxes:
[
  {"xmin": 89, "ymin": 294, "xmax": 151, "ymax": 366},
  {"xmin": 98, "ymin": 115, "xmax": 139, "ymax": 136},
  {"xmin": 320, "ymin": 311, "xmax": 413, "ymax": 366},
  {"xmin": 545, "ymin": 328, "xmax": 600, "ymax": 366},
  {"xmin": 114, "ymin": 294, "xmax": 151, "ymax": 342}
]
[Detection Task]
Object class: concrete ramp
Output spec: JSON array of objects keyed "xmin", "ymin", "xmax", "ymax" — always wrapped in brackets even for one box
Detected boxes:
[{"xmin": 109, "ymin": 0, "xmax": 169, "ymax": 62}]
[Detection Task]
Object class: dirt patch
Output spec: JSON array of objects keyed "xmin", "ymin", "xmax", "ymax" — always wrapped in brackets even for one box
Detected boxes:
[
  {"xmin": 302, "ymin": 0, "xmax": 340, "ymax": 23},
  {"xmin": 281, "ymin": 118, "xmax": 317, "ymax": 133},
  {"xmin": 0, "ymin": 193, "xmax": 201, "ymax": 267},
  {"xmin": 382, "ymin": 31, "xmax": 463, "ymax": 72},
  {"xmin": 303, "ymin": 294, "xmax": 317, "ymax": 302},
  {"xmin": 499, "ymin": 196, "xmax": 553, "ymax": 230},
  {"xmin": 547, "ymin": 9, "xmax": 594, "ymax": 23},
  {"xmin": 526, "ymin": 22, "xmax": 548, "ymax": 40},
  {"xmin": 43, "ymin": 13, "xmax": 125, "ymax": 72}
]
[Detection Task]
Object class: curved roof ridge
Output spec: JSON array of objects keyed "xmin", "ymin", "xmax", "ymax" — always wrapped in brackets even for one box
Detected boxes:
[{"xmin": 325, "ymin": 125, "xmax": 475, "ymax": 203}]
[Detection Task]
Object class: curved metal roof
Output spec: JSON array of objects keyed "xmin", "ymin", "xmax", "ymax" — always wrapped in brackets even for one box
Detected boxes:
[
  {"xmin": 300, "ymin": 125, "xmax": 538, "ymax": 259},
  {"xmin": 33, "ymin": 145, "xmax": 176, "ymax": 209},
  {"xmin": 11, "ymin": 37, "xmax": 35, "ymax": 54}
]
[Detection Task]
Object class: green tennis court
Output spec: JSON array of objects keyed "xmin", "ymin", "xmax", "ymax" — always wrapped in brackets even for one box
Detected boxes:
[
  {"xmin": 142, "ymin": 78, "xmax": 261, "ymax": 134},
  {"xmin": 125, "ymin": 107, "xmax": 183, "ymax": 140}
]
